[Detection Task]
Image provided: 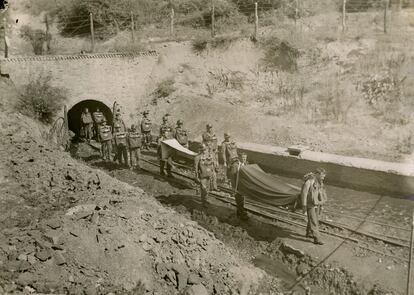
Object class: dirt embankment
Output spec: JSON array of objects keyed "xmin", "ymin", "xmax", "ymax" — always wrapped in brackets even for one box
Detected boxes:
[{"xmin": 0, "ymin": 77, "xmax": 278, "ymax": 294}]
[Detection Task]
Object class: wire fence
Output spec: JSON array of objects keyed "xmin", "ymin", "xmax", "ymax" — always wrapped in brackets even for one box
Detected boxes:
[{"xmin": 1, "ymin": 0, "xmax": 414, "ymax": 56}]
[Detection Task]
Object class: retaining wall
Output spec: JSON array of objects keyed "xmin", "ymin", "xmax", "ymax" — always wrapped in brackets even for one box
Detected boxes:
[{"xmin": 238, "ymin": 142, "xmax": 414, "ymax": 198}]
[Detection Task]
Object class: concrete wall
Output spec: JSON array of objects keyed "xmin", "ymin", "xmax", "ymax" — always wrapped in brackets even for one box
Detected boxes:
[
  {"xmin": 238, "ymin": 142, "xmax": 414, "ymax": 198},
  {"xmin": 0, "ymin": 52, "xmax": 159, "ymax": 126}
]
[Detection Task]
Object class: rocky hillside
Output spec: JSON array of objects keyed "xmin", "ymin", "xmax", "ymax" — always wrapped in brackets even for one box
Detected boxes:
[{"xmin": 0, "ymin": 76, "xmax": 279, "ymax": 294}]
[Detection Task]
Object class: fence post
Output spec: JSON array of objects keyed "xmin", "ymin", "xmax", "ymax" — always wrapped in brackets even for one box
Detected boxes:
[
  {"xmin": 408, "ymin": 211, "xmax": 414, "ymax": 295},
  {"xmin": 342, "ymin": 0, "xmax": 347, "ymax": 33},
  {"xmin": 170, "ymin": 7, "xmax": 175, "ymax": 38},
  {"xmin": 254, "ymin": 2, "xmax": 258, "ymax": 40},
  {"xmin": 3, "ymin": 17, "xmax": 7, "ymax": 58},
  {"xmin": 45, "ymin": 14, "xmax": 51, "ymax": 53},
  {"xmin": 211, "ymin": 0, "xmax": 215, "ymax": 38},
  {"xmin": 295, "ymin": 0, "xmax": 299, "ymax": 28},
  {"xmin": 384, "ymin": 0, "xmax": 389, "ymax": 34},
  {"xmin": 131, "ymin": 13, "xmax": 135, "ymax": 43},
  {"xmin": 89, "ymin": 12, "xmax": 95, "ymax": 52}
]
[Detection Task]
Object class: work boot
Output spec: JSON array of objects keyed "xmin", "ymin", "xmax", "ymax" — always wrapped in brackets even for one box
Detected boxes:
[
  {"xmin": 313, "ymin": 239, "xmax": 324, "ymax": 245},
  {"xmin": 237, "ymin": 210, "xmax": 249, "ymax": 221}
]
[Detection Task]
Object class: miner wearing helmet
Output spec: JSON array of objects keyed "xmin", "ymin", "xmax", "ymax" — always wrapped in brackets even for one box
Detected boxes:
[
  {"xmin": 113, "ymin": 123, "xmax": 129, "ymax": 167},
  {"xmin": 194, "ymin": 144, "xmax": 217, "ymax": 209},
  {"xmin": 140, "ymin": 110, "xmax": 152, "ymax": 150},
  {"xmin": 158, "ymin": 114, "xmax": 174, "ymax": 177},
  {"xmin": 221, "ymin": 133, "xmax": 248, "ymax": 220},
  {"xmin": 301, "ymin": 168, "xmax": 327, "ymax": 245},
  {"xmin": 128, "ymin": 124, "xmax": 143, "ymax": 170},
  {"xmin": 202, "ymin": 124, "xmax": 218, "ymax": 191},
  {"xmin": 80, "ymin": 108, "xmax": 93, "ymax": 142},
  {"xmin": 97, "ymin": 123, "xmax": 112, "ymax": 162},
  {"xmin": 173, "ymin": 119, "xmax": 189, "ymax": 148}
]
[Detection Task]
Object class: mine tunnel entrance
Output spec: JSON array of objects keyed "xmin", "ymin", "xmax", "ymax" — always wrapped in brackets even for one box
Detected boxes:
[{"xmin": 67, "ymin": 100, "xmax": 113, "ymax": 138}]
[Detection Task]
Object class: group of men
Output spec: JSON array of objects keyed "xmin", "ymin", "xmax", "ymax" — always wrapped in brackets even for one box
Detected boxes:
[
  {"xmin": 80, "ymin": 107, "xmax": 153, "ymax": 169},
  {"xmin": 82, "ymin": 107, "xmax": 328, "ymax": 244}
]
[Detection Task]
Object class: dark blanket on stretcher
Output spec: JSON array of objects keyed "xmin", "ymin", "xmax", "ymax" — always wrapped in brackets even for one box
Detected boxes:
[{"xmin": 237, "ymin": 164, "xmax": 300, "ymax": 206}]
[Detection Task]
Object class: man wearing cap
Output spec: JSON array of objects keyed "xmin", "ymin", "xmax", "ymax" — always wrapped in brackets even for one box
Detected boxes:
[
  {"xmin": 92, "ymin": 107, "xmax": 106, "ymax": 140},
  {"xmin": 202, "ymin": 124, "xmax": 218, "ymax": 191},
  {"xmin": 140, "ymin": 110, "xmax": 152, "ymax": 150},
  {"xmin": 222, "ymin": 134, "xmax": 248, "ymax": 220},
  {"xmin": 194, "ymin": 144, "xmax": 217, "ymax": 209},
  {"xmin": 158, "ymin": 114, "xmax": 174, "ymax": 177},
  {"xmin": 113, "ymin": 112, "xmax": 126, "ymax": 132},
  {"xmin": 301, "ymin": 168, "xmax": 327, "ymax": 245},
  {"xmin": 97, "ymin": 123, "xmax": 112, "ymax": 162},
  {"xmin": 80, "ymin": 108, "xmax": 93, "ymax": 142},
  {"xmin": 173, "ymin": 119, "xmax": 189, "ymax": 148},
  {"xmin": 128, "ymin": 125, "xmax": 143, "ymax": 170},
  {"xmin": 113, "ymin": 123, "xmax": 129, "ymax": 167}
]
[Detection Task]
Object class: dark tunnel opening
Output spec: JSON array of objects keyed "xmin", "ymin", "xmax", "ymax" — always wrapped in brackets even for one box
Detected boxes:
[{"xmin": 68, "ymin": 100, "xmax": 113, "ymax": 138}]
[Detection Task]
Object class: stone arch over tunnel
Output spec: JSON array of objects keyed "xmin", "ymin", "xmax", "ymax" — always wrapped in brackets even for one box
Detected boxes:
[{"xmin": 67, "ymin": 100, "xmax": 113, "ymax": 136}]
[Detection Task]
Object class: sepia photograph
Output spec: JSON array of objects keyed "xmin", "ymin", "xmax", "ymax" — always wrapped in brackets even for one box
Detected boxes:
[{"xmin": 0, "ymin": 0, "xmax": 414, "ymax": 294}]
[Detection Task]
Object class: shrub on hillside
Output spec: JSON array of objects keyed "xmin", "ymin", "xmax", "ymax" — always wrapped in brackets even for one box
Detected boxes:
[
  {"xmin": 20, "ymin": 25, "xmax": 51, "ymax": 55},
  {"xmin": 152, "ymin": 78, "xmax": 176, "ymax": 105},
  {"xmin": 260, "ymin": 35, "xmax": 301, "ymax": 72},
  {"xmin": 192, "ymin": 36, "xmax": 209, "ymax": 53},
  {"xmin": 16, "ymin": 75, "xmax": 68, "ymax": 124}
]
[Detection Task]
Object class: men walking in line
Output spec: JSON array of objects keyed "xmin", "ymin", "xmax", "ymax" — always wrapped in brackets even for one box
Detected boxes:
[
  {"xmin": 80, "ymin": 108, "xmax": 93, "ymax": 141},
  {"xmin": 140, "ymin": 110, "xmax": 152, "ymax": 150},
  {"xmin": 158, "ymin": 114, "xmax": 174, "ymax": 177},
  {"xmin": 222, "ymin": 133, "xmax": 248, "ymax": 220},
  {"xmin": 97, "ymin": 123, "xmax": 112, "ymax": 162},
  {"xmin": 113, "ymin": 123, "xmax": 129, "ymax": 167},
  {"xmin": 194, "ymin": 145, "xmax": 217, "ymax": 209},
  {"xmin": 202, "ymin": 124, "xmax": 218, "ymax": 191},
  {"xmin": 173, "ymin": 119, "xmax": 189, "ymax": 148},
  {"xmin": 301, "ymin": 168, "xmax": 327, "ymax": 245},
  {"xmin": 128, "ymin": 125, "xmax": 143, "ymax": 170}
]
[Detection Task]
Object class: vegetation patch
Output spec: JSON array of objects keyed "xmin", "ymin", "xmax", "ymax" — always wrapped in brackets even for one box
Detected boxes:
[
  {"xmin": 260, "ymin": 35, "xmax": 301, "ymax": 72},
  {"xmin": 16, "ymin": 75, "xmax": 68, "ymax": 124},
  {"xmin": 20, "ymin": 25, "xmax": 51, "ymax": 55},
  {"xmin": 152, "ymin": 78, "xmax": 176, "ymax": 105}
]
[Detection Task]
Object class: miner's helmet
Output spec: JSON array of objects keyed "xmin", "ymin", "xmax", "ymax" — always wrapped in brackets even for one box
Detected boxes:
[
  {"xmin": 316, "ymin": 167, "xmax": 327, "ymax": 175},
  {"xmin": 177, "ymin": 119, "xmax": 183, "ymax": 126},
  {"xmin": 206, "ymin": 123, "xmax": 212, "ymax": 129},
  {"xmin": 163, "ymin": 114, "xmax": 170, "ymax": 121},
  {"xmin": 199, "ymin": 144, "xmax": 207, "ymax": 152},
  {"xmin": 114, "ymin": 123, "xmax": 121, "ymax": 129},
  {"xmin": 143, "ymin": 110, "xmax": 149, "ymax": 115},
  {"xmin": 224, "ymin": 133, "xmax": 230, "ymax": 139},
  {"xmin": 130, "ymin": 124, "xmax": 136, "ymax": 131}
]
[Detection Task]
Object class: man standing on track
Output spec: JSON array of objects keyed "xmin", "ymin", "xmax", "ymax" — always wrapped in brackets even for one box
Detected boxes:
[
  {"xmin": 113, "ymin": 123, "xmax": 129, "ymax": 167},
  {"xmin": 80, "ymin": 108, "xmax": 93, "ymax": 142},
  {"xmin": 140, "ymin": 110, "xmax": 152, "ymax": 150},
  {"xmin": 158, "ymin": 114, "xmax": 174, "ymax": 177},
  {"xmin": 202, "ymin": 124, "xmax": 218, "ymax": 191},
  {"xmin": 128, "ymin": 125, "xmax": 143, "ymax": 170},
  {"xmin": 222, "ymin": 133, "xmax": 248, "ymax": 220},
  {"xmin": 301, "ymin": 168, "xmax": 327, "ymax": 245},
  {"xmin": 173, "ymin": 119, "xmax": 189, "ymax": 148},
  {"xmin": 194, "ymin": 145, "xmax": 217, "ymax": 210}
]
